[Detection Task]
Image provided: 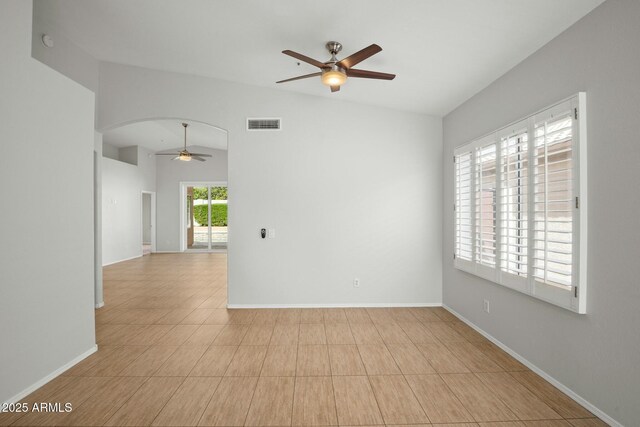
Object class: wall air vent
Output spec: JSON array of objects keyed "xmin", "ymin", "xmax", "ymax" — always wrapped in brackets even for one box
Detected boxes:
[{"xmin": 247, "ymin": 118, "xmax": 281, "ymax": 131}]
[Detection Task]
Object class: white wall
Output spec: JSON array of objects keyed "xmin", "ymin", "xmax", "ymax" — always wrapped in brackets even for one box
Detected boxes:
[
  {"xmin": 102, "ymin": 147, "xmax": 156, "ymax": 265},
  {"xmin": 156, "ymin": 146, "xmax": 228, "ymax": 251},
  {"xmin": 97, "ymin": 62, "xmax": 443, "ymax": 306},
  {"xmin": 442, "ymin": 0, "xmax": 640, "ymax": 425},
  {"xmin": 142, "ymin": 193, "xmax": 151, "ymax": 244},
  {"xmin": 0, "ymin": 0, "xmax": 96, "ymax": 403}
]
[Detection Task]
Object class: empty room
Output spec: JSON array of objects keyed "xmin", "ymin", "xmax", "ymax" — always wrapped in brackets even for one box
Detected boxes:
[{"xmin": 1, "ymin": 0, "xmax": 639, "ymax": 426}]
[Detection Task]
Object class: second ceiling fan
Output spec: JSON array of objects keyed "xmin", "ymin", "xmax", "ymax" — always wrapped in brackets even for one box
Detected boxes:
[{"xmin": 276, "ymin": 41, "xmax": 395, "ymax": 92}]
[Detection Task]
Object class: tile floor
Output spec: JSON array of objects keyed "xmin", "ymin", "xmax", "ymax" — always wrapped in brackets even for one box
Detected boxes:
[{"xmin": 0, "ymin": 253, "xmax": 607, "ymax": 426}]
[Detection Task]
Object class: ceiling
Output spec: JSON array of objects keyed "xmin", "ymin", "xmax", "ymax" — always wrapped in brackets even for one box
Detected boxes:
[
  {"xmin": 103, "ymin": 119, "xmax": 228, "ymax": 152},
  {"xmin": 38, "ymin": 0, "xmax": 604, "ymax": 116}
]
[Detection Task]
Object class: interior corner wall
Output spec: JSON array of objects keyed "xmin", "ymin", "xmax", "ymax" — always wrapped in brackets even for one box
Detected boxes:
[
  {"xmin": 442, "ymin": 0, "xmax": 640, "ymax": 424},
  {"xmin": 102, "ymin": 152, "xmax": 156, "ymax": 266},
  {"xmin": 97, "ymin": 62, "xmax": 443, "ymax": 306},
  {"xmin": 156, "ymin": 146, "xmax": 228, "ymax": 252},
  {"xmin": 0, "ymin": 0, "xmax": 96, "ymax": 403}
]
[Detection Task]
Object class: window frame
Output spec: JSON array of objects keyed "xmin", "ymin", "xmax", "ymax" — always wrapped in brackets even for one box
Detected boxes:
[{"xmin": 453, "ymin": 93, "xmax": 587, "ymax": 313}]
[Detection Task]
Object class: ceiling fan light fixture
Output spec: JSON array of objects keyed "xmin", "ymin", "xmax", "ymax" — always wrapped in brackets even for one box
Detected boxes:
[
  {"xmin": 321, "ymin": 68, "xmax": 347, "ymax": 86},
  {"xmin": 179, "ymin": 152, "xmax": 192, "ymax": 161}
]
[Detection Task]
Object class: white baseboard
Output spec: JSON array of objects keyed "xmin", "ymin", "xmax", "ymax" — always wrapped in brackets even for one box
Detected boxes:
[
  {"xmin": 2, "ymin": 344, "xmax": 98, "ymax": 405},
  {"xmin": 443, "ymin": 304, "xmax": 620, "ymax": 427},
  {"xmin": 152, "ymin": 251, "xmax": 182, "ymax": 254},
  {"xmin": 95, "ymin": 301, "xmax": 104, "ymax": 309},
  {"xmin": 102, "ymin": 254, "xmax": 142, "ymax": 266},
  {"xmin": 226, "ymin": 302, "xmax": 442, "ymax": 309}
]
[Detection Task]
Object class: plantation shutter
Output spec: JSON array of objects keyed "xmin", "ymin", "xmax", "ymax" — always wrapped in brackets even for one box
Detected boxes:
[
  {"xmin": 452, "ymin": 93, "xmax": 586, "ymax": 313},
  {"xmin": 474, "ymin": 142, "xmax": 497, "ymax": 268},
  {"xmin": 499, "ymin": 128, "xmax": 529, "ymax": 284},
  {"xmin": 455, "ymin": 151, "xmax": 473, "ymax": 261}
]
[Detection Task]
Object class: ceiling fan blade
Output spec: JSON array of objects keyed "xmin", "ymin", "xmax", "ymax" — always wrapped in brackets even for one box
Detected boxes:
[
  {"xmin": 171, "ymin": 156, "xmax": 180, "ymax": 161},
  {"xmin": 276, "ymin": 72, "xmax": 322, "ymax": 84},
  {"xmin": 347, "ymin": 68, "xmax": 396, "ymax": 80},
  {"xmin": 191, "ymin": 156, "xmax": 207, "ymax": 162},
  {"xmin": 156, "ymin": 153, "xmax": 180, "ymax": 156},
  {"xmin": 337, "ymin": 44, "xmax": 382, "ymax": 69},
  {"xmin": 188, "ymin": 153, "xmax": 213, "ymax": 157},
  {"xmin": 282, "ymin": 50, "xmax": 328, "ymax": 69},
  {"xmin": 330, "ymin": 85, "xmax": 340, "ymax": 92}
]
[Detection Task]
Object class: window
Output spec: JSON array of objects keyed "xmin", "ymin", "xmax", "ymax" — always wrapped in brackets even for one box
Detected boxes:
[{"xmin": 454, "ymin": 93, "xmax": 587, "ymax": 313}]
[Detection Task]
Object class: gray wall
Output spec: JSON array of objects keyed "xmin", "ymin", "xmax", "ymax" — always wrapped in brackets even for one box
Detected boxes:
[
  {"xmin": 98, "ymin": 62, "xmax": 443, "ymax": 306},
  {"xmin": 0, "ymin": 0, "xmax": 96, "ymax": 403},
  {"xmin": 442, "ymin": 0, "xmax": 640, "ymax": 424}
]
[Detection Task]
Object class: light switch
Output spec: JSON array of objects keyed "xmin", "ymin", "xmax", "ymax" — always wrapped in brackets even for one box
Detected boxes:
[{"xmin": 268, "ymin": 228, "xmax": 275, "ymax": 238}]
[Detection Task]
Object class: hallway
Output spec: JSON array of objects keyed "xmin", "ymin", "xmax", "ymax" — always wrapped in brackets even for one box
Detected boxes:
[{"xmin": 0, "ymin": 254, "xmax": 603, "ymax": 426}]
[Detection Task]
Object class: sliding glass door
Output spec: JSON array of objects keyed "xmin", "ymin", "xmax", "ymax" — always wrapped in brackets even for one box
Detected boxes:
[{"xmin": 186, "ymin": 184, "xmax": 227, "ymax": 250}]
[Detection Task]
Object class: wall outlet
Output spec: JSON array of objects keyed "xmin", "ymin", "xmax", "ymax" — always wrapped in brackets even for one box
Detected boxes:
[
  {"xmin": 483, "ymin": 299, "xmax": 490, "ymax": 313},
  {"xmin": 353, "ymin": 278, "xmax": 360, "ymax": 288}
]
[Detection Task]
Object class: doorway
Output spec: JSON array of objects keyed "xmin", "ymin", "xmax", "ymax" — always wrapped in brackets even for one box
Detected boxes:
[
  {"xmin": 141, "ymin": 191, "xmax": 156, "ymax": 254},
  {"xmin": 181, "ymin": 182, "xmax": 227, "ymax": 251}
]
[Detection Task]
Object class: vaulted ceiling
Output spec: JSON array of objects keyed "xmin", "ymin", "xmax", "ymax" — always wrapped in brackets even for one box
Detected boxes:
[{"xmin": 37, "ymin": 0, "xmax": 604, "ymax": 116}]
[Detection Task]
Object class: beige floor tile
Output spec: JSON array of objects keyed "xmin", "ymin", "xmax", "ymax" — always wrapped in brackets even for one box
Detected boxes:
[
  {"xmin": 509, "ymin": 371, "xmax": 593, "ymax": 419},
  {"xmin": 432, "ymin": 307, "xmax": 459, "ymax": 322},
  {"xmin": 328, "ymin": 344, "xmax": 366, "ymax": 376},
  {"xmin": 154, "ymin": 345, "xmax": 208, "ymax": 376},
  {"xmin": 126, "ymin": 324, "xmax": 176, "ymax": 345},
  {"xmin": 152, "ymin": 377, "xmax": 221, "ymax": 426},
  {"xmin": 299, "ymin": 323, "xmax": 327, "ymax": 345},
  {"xmin": 198, "ymin": 376, "xmax": 258, "ymax": 426},
  {"xmin": 225, "ymin": 345, "xmax": 268, "ymax": 376},
  {"xmin": 251, "ymin": 309, "xmax": 280, "ymax": 324},
  {"xmin": 369, "ymin": 375, "xmax": 428, "ymax": 424},
  {"xmin": 102, "ymin": 324, "xmax": 149, "ymax": 345},
  {"xmin": 325, "ymin": 322, "xmax": 355, "ymax": 344},
  {"xmin": 64, "ymin": 377, "xmax": 148, "ymax": 426},
  {"xmin": 386, "ymin": 343, "xmax": 435, "ymax": 374},
  {"xmin": 357, "ymin": 344, "xmax": 401, "ymax": 375},
  {"xmin": 300, "ymin": 308, "xmax": 324, "ymax": 323},
  {"xmin": 478, "ymin": 422, "xmax": 525, "ymax": 427},
  {"xmin": 323, "ymin": 308, "xmax": 348, "ymax": 323},
  {"xmin": 240, "ymin": 323, "xmax": 274, "ymax": 345},
  {"xmin": 184, "ymin": 324, "xmax": 225, "ymax": 346},
  {"xmin": 12, "ymin": 376, "xmax": 112, "ymax": 426},
  {"xmin": 292, "ymin": 376, "xmax": 338, "ymax": 426},
  {"xmin": 408, "ymin": 307, "xmax": 442, "ymax": 322},
  {"xmin": 277, "ymin": 309, "xmax": 301, "ymax": 324},
  {"xmin": 261, "ymin": 345, "xmax": 298, "ymax": 376},
  {"xmin": 476, "ymin": 372, "xmax": 561, "ymax": 420},
  {"xmin": 445, "ymin": 341, "xmax": 503, "ymax": 372},
  {"xmin": 245, "ymin": 376, "xmax": 295, "ymax": 426},
  {"xmin": 522, "ymin": 421, "xmax": 571, "ymax": 427},
  {"xmin": 332, "ymin": 376, "xmax": 384, "ymax": 426},
  {"xmin": 449, "ymin": 321, "xmax": 487, "ymax": 342},
  {"xmin": 227, "ymin": 309, "xmax": 257, "ymax": 324},
  {"xmin": 270, "ymin": 323, "xmax": 300, "ymax": 345},
  {"xmin": 565, "ymin": 419, "xmax": 609, "ymax": 427},
  {"xmin": 366, "ymin": 308, "xmax": 396, "ymax": 324},
  {"xmin": 203, "ymin": 309, "xmax": 233, "ymax": 324},
  {"xmin": 190, "ymin": 346, "xmax": 238, "ymax": 377},
  {"xmin": 422, "ymin": 322, "xmax": 466, "ymax": 342},
  {"xmin": 388, "ymin": 308, "xmax": 419, "ymax": 322},
  {"xmin": 472, "ymin": 341, "xmax": 528, "ymax": 372},
  {"xmin": 155, "ymin": 308, "xmax": 195, "ymax": 325},
  {"xmin": 212, "ymin": 324, "xmax": 249, "ymax": 345},
  {"xmin": 375, "ymin": 322, "xmax": 412, "ymax": 344},
  {"xmin": 155, "ymin": 324, "xmax": 200, "ymax": 345},
  {"xmin": 119, "ymin": 346, "xmax": 179, "ymax": 376},
  {"xmin": 416, "ymin": 341, "xmax": 470, "ymax": 373},
  {"xmin": 344, "ymin": 308, "xmax": 372, "ymax": 323},
  {"xmin": 405, "ymin": 374, "xmax": 475, "ymax": 424},
  {"xmin": 83, "ymin": 345, "xmax": 149, "ymax": 376},
  {"xmin": 181, "ymin": 308, "xmax": 216, "ymax": 324},
  {"xmin": 441, "ymin": 373, "xmax": 518, "ymax": 422},
  {"xmin": 297, "ymin": 345, "xmax": 331, "ymax": 376},
  {"xmin": 397, "ymin": 322, "xmax": 438, "ymax": 344},
  {"xmin": 105, "ymin": 376, "xmax": 184, "ymax": 426},
  {"xmin": 350, "ymin": 322, "xmax": 384, "ymax": 344},
  {"xmin": 1, "ymin": 375, "xmax": 74, "ymax": 425}
]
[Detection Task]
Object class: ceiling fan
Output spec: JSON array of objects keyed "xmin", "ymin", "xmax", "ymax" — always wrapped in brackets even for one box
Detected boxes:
[
  {"xmin": 155, "ymin": 123, "xmax": 212, "ymax": 162},
  {"xmin": 276, "ymin": 41, "xmax": 395, "ymax": 92}
]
